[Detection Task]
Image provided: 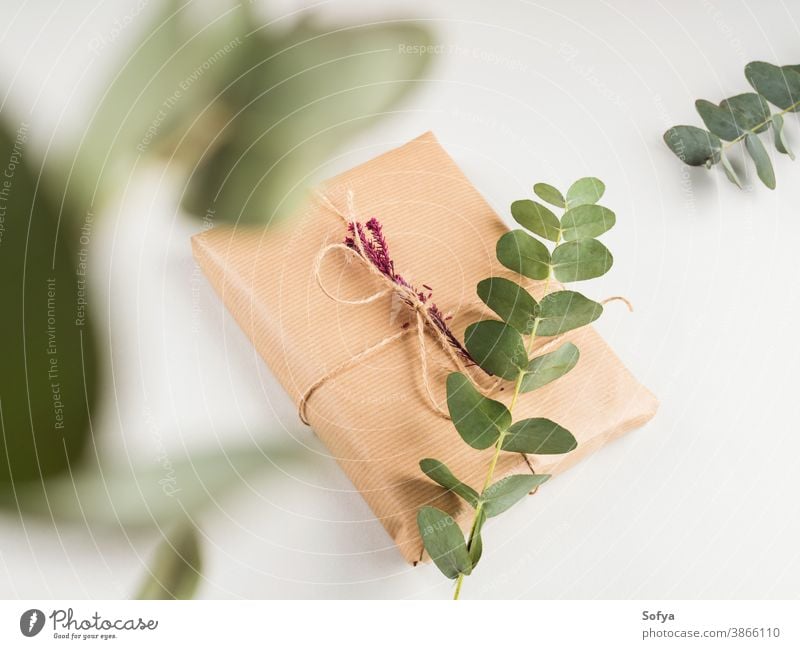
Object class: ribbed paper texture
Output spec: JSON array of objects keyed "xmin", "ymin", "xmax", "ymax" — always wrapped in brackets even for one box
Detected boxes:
[{"xmin": 192, "ymin": 132, "xmax": 658, "ymax": 564}]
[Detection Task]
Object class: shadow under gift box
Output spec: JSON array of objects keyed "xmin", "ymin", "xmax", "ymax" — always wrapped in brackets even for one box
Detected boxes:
[{"xmin": 191, "ymin": 132, "xmax": 659, "ymax": 564}]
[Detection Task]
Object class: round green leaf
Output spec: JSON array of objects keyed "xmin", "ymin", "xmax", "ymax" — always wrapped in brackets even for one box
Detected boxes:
[
  {"xmin": 537, "ymin": 290, "xmax": 603, "ymax": 336},
  {"xmin": 551, "ymin": 239, "xmax": 613, "ymax": 282},
  {"xmin": 481, "ymin": 474, "xmax": 550, "ymax": 518},
  {"xmin": 500, "ymin": 418, "xmax": 577, "ymax": 455},
  {"xmin": 566, "ymin": 177, "xmax": 605, "ymax": 207},
  {"xmin": 464, "ymin": 321, "xmax": 528, "ymax": 380},
  {"xmin": 695, "ymin": 99, "xmax": 740, "ymax": 141},
  {"xmin": 663, "ymin": 125, "xmax": 721, "ymax": 166},
  {"xmin": 744, "ymin": 133, "xmax": 776, "ymax": 189},
  {"xmin": 446, "ymin": 372, "xmax": 510, "ymax": 449},
  {"xmin": 519, "ymin": 342, "xmax": 580, "ymax": 393},
  {"xmin": 511, "ymin": 199, "xmax": 561, "ymax": 242},
  {"xmin": 745, "ymin": 61, "xmax": 800, "ymax": 112},
  {"xmin": 533, "ymin": 182, "xmax": 565, "ymax": 208},
  {"xmin": 560, "ymin": 204, "xmax": 616, "ymax": 241},
  {"xmin": 720, "ymin": 93, "xmax": 771, "ymax": 134},
  {"xmin": 417, "ymin": 506, "xmax": 472, "ymax": 579},
  {"xmin": 476, "ymin": 277, "xmax": 539, "ymax": 335},
  {"xmin": 420, "ymin": 458, "xmax": 479, "ymax": 507},
  {"xmin": 496, "ymin": 230, "xmax": 551, "ymax": 280}
]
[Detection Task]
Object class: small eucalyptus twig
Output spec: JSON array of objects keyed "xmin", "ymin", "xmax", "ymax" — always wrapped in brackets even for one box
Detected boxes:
[
  {"xmin": 416, "ymin": 177, "xmax": 617, "ymax": 599},
  {"xmin": 664, "ymin": 61, "xmax": 800, "ymax": 190}
]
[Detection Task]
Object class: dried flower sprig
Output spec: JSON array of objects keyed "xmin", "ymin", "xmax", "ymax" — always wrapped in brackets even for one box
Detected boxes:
[
  {"xmin": 344, "ymin": 218, "xmax": 473, "ymax": 363},
  {"xmin": 416, "ymin": 178, "xmax": 615, "ymax": 599}
]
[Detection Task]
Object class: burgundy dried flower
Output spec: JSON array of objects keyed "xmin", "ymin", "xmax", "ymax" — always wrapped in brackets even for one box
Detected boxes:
[{"xmin": 344, "ymin": 218, "xmax": 473, "ymax": 364}]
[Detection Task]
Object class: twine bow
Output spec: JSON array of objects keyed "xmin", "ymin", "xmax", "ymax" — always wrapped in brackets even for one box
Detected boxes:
[{"xmin": 299, "ymin": 190, "xmax": 481, "ymax": 424}]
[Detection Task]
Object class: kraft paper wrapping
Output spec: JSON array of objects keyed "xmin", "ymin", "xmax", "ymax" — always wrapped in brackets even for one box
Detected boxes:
[{"xmin": 192, "ymin": 132, "xmax": 658, "ymax": 564}]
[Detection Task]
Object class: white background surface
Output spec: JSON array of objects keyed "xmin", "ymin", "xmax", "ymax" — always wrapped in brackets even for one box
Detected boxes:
[{"xmin": 1, "ymin": 0, "xmax": 799, "ymax": 599}]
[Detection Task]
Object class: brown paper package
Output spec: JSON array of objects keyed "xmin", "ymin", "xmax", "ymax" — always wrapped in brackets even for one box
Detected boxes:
[{"xmin": 192, "ymin": 132, "xmax": 658, "ymax": 564}]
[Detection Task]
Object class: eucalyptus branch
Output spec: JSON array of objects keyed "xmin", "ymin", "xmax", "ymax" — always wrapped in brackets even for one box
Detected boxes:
[
  {"xmin": 664, "ymin": 61, "xmax": 800, "ymax": 189},
  {"xmin": 416, "ymin": 178, "xmax": 617, "ymax": 599},
  {"xmin": 719, "ymin": 97, "xmax": 800, "ymax": 152}
]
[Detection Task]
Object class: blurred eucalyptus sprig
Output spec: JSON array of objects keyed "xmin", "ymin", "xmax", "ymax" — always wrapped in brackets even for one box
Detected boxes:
[
  {"xmin": 663, "ymin": 61, "xmax": 800, "ymax": 189},
  {"xmin": 417, "ymin": 178, "xmax": 615, "ymax": 599},
  {"xmin": 55, "ymin": 0, "xmax": 435, "ymax": 226},
  {"xmin": 2, "ymin": 0, "xmax": 434, "ymax": 492}
]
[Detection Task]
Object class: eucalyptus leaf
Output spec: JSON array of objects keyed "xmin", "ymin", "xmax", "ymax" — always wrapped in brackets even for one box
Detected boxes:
[
  {"xmin": 662, "ymin": 125, "xmax": 721, "ymax": 166},
  {"xmin": 467, "ymin": 509, "xmax": 486, "ymax": 568},
  {"xmin": 136, "ymin": 522, "xmax": 202, "ymax": 600},
  {"xmin": 533, "ymin": 182, "xmax": 565, "ymax": 208},
  {"xmin": 446, "ymin": 373, "xmax": 510, "ymax": 450},
  {"xmin": 417, "ymin": 507, "xmax": 472, "ymax": 579},
  {"xmin": 496, "ymin": 230, "xmax": 551, "ymax": 280},
  {"xmin": 481, "ymin": 474, "xmax": 550, "ymax": 517},
  {"xmin": 519, "ymin": 342, "xmax": 580, "ymax": 393},
  {"xmin": 565, "ymin": 177, "xmax": 605, "ymax": 207},
  {"xmin": 551, "ymin": 239, "xmax": 613, "ymax": 282},
  {"xmin": 560, "ymin": 204, "xmax": 616, "ymax": 241},
  {"xmin": 719, "ymin": 149, "xmax": 743, "ymax": 188},
  {"xmin": 745, "ymin": 133, "xmax": 776, "ymax": 189},
  {"xmin": 501, "ymin": 418, "xmax": 577, "ymax": 455},
  {"xmin": 420, "ymin": 458, "xmax": 479, "ymax": 507},
  {"xmin": 476, "ymin": 277, "xmax": 539, "ymax": 335},
  {"xmin": 0, "ymin": 122, "xmax": 99, "ymax": 487},
  {"xmin": 745, "ymin": 61, "xmax": 800, "ymax": 111},
  {"xmin": 537, "ymin": 290, "xmax": 603, "ymax": 336},
  {"xmin": 464, "ymin": 320, "xmax": 528, "ymax": 380},
  {"xmin": 695, "ymin": 99, "xmax": 741, "ymax": 141},
  {"xmin": 720, "ymin": 93, "xmax": 771, "ymax": 134},
  {"xmin": 771, "ymin": 114, "xmax": 794, "ymax": 159},
  {"xmin": 511, "ymin": 199, "xmax": 561, "ymax": 242}
]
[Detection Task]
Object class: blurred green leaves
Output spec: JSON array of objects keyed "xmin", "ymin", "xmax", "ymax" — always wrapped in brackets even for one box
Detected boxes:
[
  {"xmin": 0, "ymin": 121, "xmax": 99, "ymax": 486},
  {"xmin": 2, "ymin": 442, "xmax": 298, "ymax": 527},
  {"xmin": 136, "ymin": 522, "xmax": 203, "ymax": 600},
  {"xmin": 60, "ymin": 0, "xmax": 435, "ymax": 226}
]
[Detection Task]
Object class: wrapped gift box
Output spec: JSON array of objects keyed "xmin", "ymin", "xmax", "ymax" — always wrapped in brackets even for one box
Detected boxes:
[{"xmin": 192, "ymin": 132, "xmax": 658, "ymax": 564}]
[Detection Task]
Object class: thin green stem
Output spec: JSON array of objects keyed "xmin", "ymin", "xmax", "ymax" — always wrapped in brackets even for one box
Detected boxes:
[
  {"xmin": 720, "ymin": 98, "xmax": 800, "ymax": 151},
  {"xmin": 453, "ymin": 240, "xmax": 559, "ymax": 600},
  {"xmin": 453, "ymin": 574, "xmax": 464, "ymax": 600}
]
